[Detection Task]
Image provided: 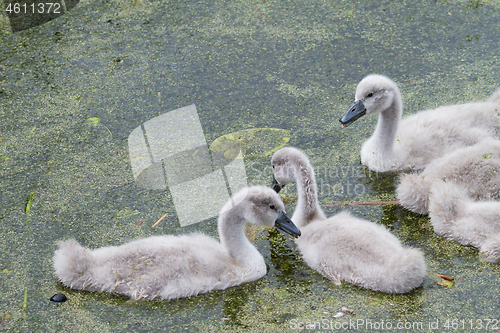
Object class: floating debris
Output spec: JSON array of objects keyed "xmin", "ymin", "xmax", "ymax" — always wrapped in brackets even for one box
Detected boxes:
[
  {"xmin": 436, "ymin": 279, "xmax": 454, "ymax": 288},
  {"xmin": 436, "ymin": 273, "xmax": 455, "ymax": 287},
  {"xmin": 112, "ymin": 207, "xmax": 140, "ymax": 219},
  {"xmin": 322, "ymin": 200, "xmax": 400, "ymax": 207},
  {"xmin": 151, "ymin": 212, "xmax": 168, "ymax": 228},
  {"xmin": 25, "ymin": 190, "xmax": 35, "ymax": 215},
  {"xmin": 209, "ymin": 128, "xmax": 290, "ymax": 159},
  {"xmin": 50, "ymin": 293, "xmax": 67, "ymax": 303},
  {"xmin": 287, "ymin": 200, "xmax": 400, "ymax": 209},
  {"xmin": 86, "ymin": 117, "xmax": 101, "ymax": 127},
  {"xmin": 436, "ymin": 273, "xmax": 454, "ymax": 281},
  {"xmin": 333, "ymin": 307, "xmax": 355, "ymax": 319},
  {"xmin": 86, "ymin": 117, "xmax": 112, "ymax": 137}
]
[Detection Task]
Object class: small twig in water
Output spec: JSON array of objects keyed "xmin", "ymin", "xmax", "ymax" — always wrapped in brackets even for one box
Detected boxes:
[
  {"xmin": 436, "ymin": 273, "xmax": 454, "ymax": 281},
  {"xmin": 151, "ymin": 212, "xmax": 168, "ymax": 228},
  {"xmin": 285, "ymin": 199, "xmax": 400, "ymax": 209},
  {"xmin": 321, "ymin": 200, "xmax": 400, "ymax": 207}
]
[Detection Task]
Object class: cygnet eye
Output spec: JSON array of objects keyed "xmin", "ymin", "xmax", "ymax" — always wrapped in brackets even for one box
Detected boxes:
[
  {"xmin": 367, "ymin": 92, "xmax": 373, "ymax": 98},
  {"xmin": 269, "ymin": 205, "xmax": 276, "ymax": 210},
  {"xmin": 272, "ymin": 165, "xmax": 275, "ymax": 169}
]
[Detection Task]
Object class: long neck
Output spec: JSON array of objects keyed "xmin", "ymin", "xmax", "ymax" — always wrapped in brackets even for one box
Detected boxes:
[
  {"xmin": 292, "ymin": 160, "xmax": 326, "ymax": 228},
  {"xmin": 372, "ymin": 94, "xmax": 402, "ymax": 157},
  {"xmin": 218, "ymin": 211, "xmax": 263, "ymax": 268}
]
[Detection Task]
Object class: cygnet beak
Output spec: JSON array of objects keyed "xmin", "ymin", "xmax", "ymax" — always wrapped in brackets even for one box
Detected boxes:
[
  {"xmin": 272, "ymin": 175, "xmax": 284, "ymax": 193},
  {"xmin": 275, "ymin": 212, "xmax": 301, "ymax": 237},
  {"xmin": 339, "ymin": 100, "xmax": 366, "ymax": 127}
]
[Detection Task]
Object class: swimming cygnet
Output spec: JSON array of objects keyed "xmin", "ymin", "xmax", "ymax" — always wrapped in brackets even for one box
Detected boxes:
[
  {"xmin": 397, "ymin": 138, "xmax": 500, "ymax": 215},
  {"xmin": 339, "ymin": 74, "xmax": 500, "ymax": 172},
  {"xmin": 53, "ymin": 186, "xmax": 300, "ymax": 300},
  {"xmin": 429, "ymin": 181, "xmax": 500, "ymax": 263},
  {"xmin": 271, "ymin": 147, "xmax": 426, "ymax": 293}
]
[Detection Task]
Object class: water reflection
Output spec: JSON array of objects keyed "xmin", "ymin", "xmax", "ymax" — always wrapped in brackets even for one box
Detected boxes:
[
  {"xmin": 267, "ymin": 228, "xmax": 315, "ymax": 289},
  {"xmin": 220, "ymin": 286, "xmax": 257, "ymax": 328}
]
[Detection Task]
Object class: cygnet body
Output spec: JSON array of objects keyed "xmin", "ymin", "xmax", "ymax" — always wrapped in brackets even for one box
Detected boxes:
[
  {"xmin": 339, "ymin": 74, "xmax": 500, "ymax": 172},
  {"xmin": 53, "ymin": 186, "xmax": 300, "ymax": 300},
  {"xmin": 397, "ymin": 138, "xmax": 500, "ymax": 215},
  {"xmin": 271, "ymin": 147, "xmax": 426, "ymax": 293},
  {"xmin": 429, "ymin": 182, "xmax": 500, "ymax": 263}
]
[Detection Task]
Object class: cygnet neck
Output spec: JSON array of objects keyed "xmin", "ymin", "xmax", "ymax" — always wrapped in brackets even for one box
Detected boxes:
[
  {"xmin": 371, "ymin": 93, "xmax": 403, "ymax": 158},
  {"xmin": 292, "ymin": 158, "xmax": 326, "ymax": 228},
  {"xmin": 218, "ymin": 208, "xmax": 263, "ymax": 268}
]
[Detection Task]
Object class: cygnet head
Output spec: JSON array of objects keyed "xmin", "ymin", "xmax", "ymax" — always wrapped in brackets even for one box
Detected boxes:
[
  {"xmin": 271, "ymin": 147, "xmax": 309, "ymax": 193},
  {"xmin": 339, "ymin": 74, "xmax": 401, "ymax": 127},
  {"xmin": 220, "ymin": 186, "xmax": 301, "ymax": 237}
]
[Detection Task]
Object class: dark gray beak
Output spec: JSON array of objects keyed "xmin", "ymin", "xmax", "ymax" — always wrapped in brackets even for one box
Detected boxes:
[
  {"xmin": 275, "ymin": 212, "xmax": 301, "ymax": 237},
  {"xmin": 272, "ymin": 175, "xmax": 284, "ymax": 193},
  {"xmin": 339, "ymin": 100, "xmax": 366, "ymax": 127}
]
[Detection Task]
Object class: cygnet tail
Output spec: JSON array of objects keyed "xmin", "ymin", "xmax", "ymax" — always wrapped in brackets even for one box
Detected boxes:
[
  {"xmin": 397, "ymin": 172, "xmax": 430, "ymax": 215},
  {"xmin": 489, "ymin": 87, "xmax": 500, "ymax": 104},
  {"xmin": 382, "ymin": 248, "xmax": 426, "ymax": 294},
  {"xmin": 428, "ymin": 182, "xmax": 469, "ymax": 237},
  {"xmin": 481, "ymin": 238, "xmax": 500, "ymax": 263},
  {"xmin": 53, "ymin": 238, "xmax": 95, "ymax": 290}
]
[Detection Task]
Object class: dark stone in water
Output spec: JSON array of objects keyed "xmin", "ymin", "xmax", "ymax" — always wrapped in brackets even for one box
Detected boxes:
[{"xmin": 50, "ymin": 293, "xmax": 67, "ymax": 303}]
